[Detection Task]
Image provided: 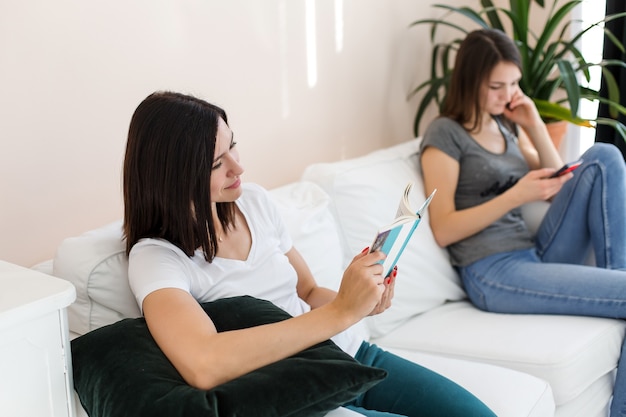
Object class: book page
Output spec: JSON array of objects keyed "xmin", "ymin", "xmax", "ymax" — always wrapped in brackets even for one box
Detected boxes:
[
  {"xmin": 370, "ymin": 185, "xmax": 437, "ymax": 277},
  {"xmin": 395, "ymin": 182, "xmax": 417, "ymax": 218}
]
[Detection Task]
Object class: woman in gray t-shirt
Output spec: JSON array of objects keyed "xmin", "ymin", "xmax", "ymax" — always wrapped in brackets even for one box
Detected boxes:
[{"xmin": 420, "ymin": 28, "xmax": 626, "ymax": 417}]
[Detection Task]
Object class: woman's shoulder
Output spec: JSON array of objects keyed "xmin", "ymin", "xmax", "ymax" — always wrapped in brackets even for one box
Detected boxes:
[
  {"xmin": 421, "ymin": 116, "xmax": 467, "ymax": 155},
  {"xmin": 128, "ymin": 238, "xmax": 196, "ymax": 286},
  {"xmin": 130, "ymin": 238, "xmax": 190, "ymax": 261},
  {"xmin": 424, "ymin": 116, "xmax": 463, "ymax": 135}
]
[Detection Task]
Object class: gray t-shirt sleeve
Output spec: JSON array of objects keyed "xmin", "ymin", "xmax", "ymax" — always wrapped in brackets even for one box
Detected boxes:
[{"xmin": 420, "ymin": 117, "xmax": 467, "ymax": 163}]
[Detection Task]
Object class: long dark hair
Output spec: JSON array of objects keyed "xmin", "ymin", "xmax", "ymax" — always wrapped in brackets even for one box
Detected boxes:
[
  {"xmin": 442, "ymin": 28, "xmax": 522, "ymax": 132},
  {"xmin": 123, "ymin": 91, "xmax": 236, "ymax": 261}
]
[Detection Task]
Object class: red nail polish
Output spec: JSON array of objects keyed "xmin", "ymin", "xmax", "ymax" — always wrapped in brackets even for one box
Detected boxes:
[{"xmin": 362, "ymin": 246, "xmax": 370, "ymax": 254}]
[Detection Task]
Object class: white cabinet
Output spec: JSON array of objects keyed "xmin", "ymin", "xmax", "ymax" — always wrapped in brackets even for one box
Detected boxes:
[{"xmin": 0, "ymin": 261, "xmax": 76, "ymax": 417}]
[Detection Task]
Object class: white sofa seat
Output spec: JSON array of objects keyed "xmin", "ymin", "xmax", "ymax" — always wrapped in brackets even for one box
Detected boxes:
[
  {"xmin": 371, "ymin": 300, "xmax": 624, "ymax": 416},
  {"xmin": 385, "ymin": 349, "xmax": 555, "ymax": 417}
]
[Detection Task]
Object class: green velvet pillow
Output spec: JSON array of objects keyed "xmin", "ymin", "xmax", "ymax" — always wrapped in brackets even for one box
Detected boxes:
[{"xmin": 71, "ymin": 296, "xmax": 387, "ymax": 417}]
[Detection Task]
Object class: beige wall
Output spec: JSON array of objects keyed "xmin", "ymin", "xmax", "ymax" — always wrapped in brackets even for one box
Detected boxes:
[{"xmin": 0, "ymin": 0, "xmax": 471, "ymax": 267}]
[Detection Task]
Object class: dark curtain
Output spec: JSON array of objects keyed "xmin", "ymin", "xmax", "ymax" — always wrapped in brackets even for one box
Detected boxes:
[{"xmin": 595, "ymin": 0, "xmax": 626, "ymax": 159}]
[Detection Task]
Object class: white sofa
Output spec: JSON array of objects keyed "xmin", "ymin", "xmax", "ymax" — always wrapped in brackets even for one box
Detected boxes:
[{"xmin": 45, "ymin": 138, "xmax": 625, "ymax": 417}]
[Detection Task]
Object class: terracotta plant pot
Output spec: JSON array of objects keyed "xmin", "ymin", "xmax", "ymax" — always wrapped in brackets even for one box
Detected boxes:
[{"xmin": 546, "ymin": 120, "xmax": 568, "ymax": 150}]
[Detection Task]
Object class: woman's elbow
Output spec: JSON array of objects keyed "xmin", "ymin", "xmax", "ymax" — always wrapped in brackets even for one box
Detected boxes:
[
  {"xmin": 430, "ymin": 227, "xmax": 453, "ymax": 248},
  {"xmin": 432, "ymin": 235, "xmax": 449, "ymax": 249},
  {"xmin": 178, "ymin": 358, "xmax": 225, "ymax": 391},
  {"xmin": 185, "ymin": 369, "xmax": 226, "ymax": 391}
]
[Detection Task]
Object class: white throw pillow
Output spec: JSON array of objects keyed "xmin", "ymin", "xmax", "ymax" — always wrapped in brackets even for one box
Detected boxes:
[
  {"xmin": 269, "ymin": 181, "xmax": 345, "ymax": 291},
  {"xmin": 53, "ymin": 220, "xmax": 138, "ymax": 336},
  {"xmin": 301, "ymin": 138, "xmax": 466, "ymax": 337}
]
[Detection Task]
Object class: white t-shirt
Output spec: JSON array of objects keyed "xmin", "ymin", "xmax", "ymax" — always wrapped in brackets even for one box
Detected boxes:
[{"xmin": 128, "ymin": 182, "xmax": 362, "ymax": 355}]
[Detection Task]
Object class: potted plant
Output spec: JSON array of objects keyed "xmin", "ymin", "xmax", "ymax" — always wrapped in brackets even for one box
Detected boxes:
[{"xmin": 409, "ymin": 0, "xmax": 626, "ymax": 145}]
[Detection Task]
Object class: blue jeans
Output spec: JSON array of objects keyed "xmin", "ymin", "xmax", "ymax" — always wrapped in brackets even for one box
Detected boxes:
[
  {"xmin": 344, "ymin": 342, "xmax": 497, "ymax": 417},
  {"xmin": 459, "ymin": 143, "xmax": 626, "ymax": 417}
]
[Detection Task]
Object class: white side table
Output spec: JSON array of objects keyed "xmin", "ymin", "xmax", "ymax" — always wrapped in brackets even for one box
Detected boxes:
[{"xmin": 0, "ymin": 260, "xmax": 76, "ymax": 417}]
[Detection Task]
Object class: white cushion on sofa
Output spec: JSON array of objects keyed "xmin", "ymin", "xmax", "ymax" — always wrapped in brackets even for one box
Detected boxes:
[
  {"xmin": 52, "ymin": 182, "xmax": 347, "ymax": 336},
  {"xmin": 301, "ymin": 139, "xmax": 465, "ymax": 337},
  {"xmin": 371, "ymin": 300, "xmax": 625, "ymax": 408},
  {"xmin": 53, "ymin": 220, "xmax": 137, "ymax": 335},
  {"xmin": 269, "ymin": 181, "xmax": 344, "ymax": 291},
  {"xmin": 387, "ymin": 348, "xmax": 555, "ymax": 417}
]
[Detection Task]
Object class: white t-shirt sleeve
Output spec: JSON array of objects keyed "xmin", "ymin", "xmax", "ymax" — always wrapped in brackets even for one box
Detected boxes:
[{"xmin": 128, "ymin": 240, "xmax": 193, "ymax": 313}]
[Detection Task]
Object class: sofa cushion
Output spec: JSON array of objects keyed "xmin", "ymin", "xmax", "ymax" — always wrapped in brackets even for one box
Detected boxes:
[
  {"xmin": 53, "ymin": 220, "xmax": 136, "ymax": 336},
  {"xmin": 301, "ymin": 139, "xmax": 465, "ymax": 337},
  {"xmin": 71, "ymin": 296, "xmax": 387, "ymax": 417},
  {"xmin": 371, "ymin": 300, "xmax": 625, "ymax": 408},
  {"xmin": 268, "ymin": 181, "xmax": 344, "ymax": 291},
  {"xmin": 384, "ymin": 348, "xmax": 555, "ymax": 417},
  {"xmin": 53, "ymin": 182, "xmax": 348, "ymax": 336}
]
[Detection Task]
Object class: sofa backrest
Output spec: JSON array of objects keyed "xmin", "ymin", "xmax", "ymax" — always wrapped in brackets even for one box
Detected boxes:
[{"xmin": 301, "ymin": 138, "xmax": 466, "ymax": 337}]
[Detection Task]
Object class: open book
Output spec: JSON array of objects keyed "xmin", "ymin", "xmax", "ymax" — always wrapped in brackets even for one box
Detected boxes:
[{"xmin": 369, "ymin": 183, "xmax": 437, "ymax": 277}]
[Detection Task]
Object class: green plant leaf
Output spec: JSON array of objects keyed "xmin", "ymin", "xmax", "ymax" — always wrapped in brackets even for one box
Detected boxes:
[
  {"xmin": 480, "ymin": 0, "xmax": 503, "ymax": 31},
  {"xmin": 532, "ymin": 98, "xmax": 593, "ymax": 127},
  {"xmin": 596, "ymin": 117, "xmax": 626, "ymax": 142},
  {"xmin": 409, "ymin": 19, "xmax": 471, "ymax": 39},
  {"xmin": 412, "ymin": 76, "xmax": 450, "ymax": 136},
  {"xmin": 530, "ymin": 1, "xmax": 580, "ymax": 80},
  {"xmin": 599, "ymin": 12, "xmax": 626, "ymax": 53},
  {"xmin": 600, "ymin": 67, "xmax": 621, "ymax": 118},
  {"xmin": 508, "ymin": 0, "xmax": 531, "ymax": 44},
  {"xmin": 411, "ymin": 4, "xmax": 491, "ymax": 35},
  {"xmin": 592, "ymin": 96, "xmax": 626, "ymax": 118},
  {"xmin": 556, "ymin": 60, "xmax": 580, "ymax": 116}
]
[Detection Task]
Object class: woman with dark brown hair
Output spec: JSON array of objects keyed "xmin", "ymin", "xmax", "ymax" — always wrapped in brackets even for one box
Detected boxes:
[
  {"xmin": 420, "ymin": 28, "xmax": 626, "ymax": 417},
  {"xmin": 122, "ymin": 91, "xmax": 498, "ymax": 416}
]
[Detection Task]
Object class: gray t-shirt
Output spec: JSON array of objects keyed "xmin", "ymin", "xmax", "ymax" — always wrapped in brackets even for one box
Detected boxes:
[{"xmin": 420, "ymin": 116, "xmax": 535, "ymax": 266}]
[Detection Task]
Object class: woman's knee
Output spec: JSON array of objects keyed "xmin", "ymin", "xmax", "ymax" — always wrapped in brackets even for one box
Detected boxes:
[{"xmin": 584, "ymin": 143, "xmax": 624, "ymax": 168}]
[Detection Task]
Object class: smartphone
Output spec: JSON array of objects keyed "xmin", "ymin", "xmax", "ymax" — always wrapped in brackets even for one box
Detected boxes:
[{"xmin": 549, "ymin": 159, "xmax": 583, "ymax": 178}]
